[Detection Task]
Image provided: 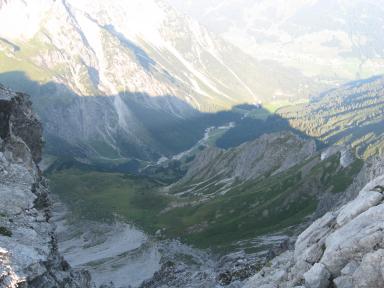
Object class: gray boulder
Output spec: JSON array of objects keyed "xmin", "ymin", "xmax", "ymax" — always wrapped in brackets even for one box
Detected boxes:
[{"xmin": 303, "ymin": 263, "xmax": 330, "ymax": 288}]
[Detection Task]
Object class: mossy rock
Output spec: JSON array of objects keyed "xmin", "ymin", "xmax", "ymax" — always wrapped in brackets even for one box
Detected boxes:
[{"xmin": 0, "ymin": 226, "xmax": 12, "ymax": 237}]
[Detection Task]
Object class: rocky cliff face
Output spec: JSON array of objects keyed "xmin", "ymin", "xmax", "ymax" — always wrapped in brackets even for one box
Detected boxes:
[
  {"xmin": 171, "ymin": 131, "xmax": 316, "ymax": 196},
  {"xmin": 0, "ymin": 85, "xmax": 92, "ymax": 287},
  {"xmin": 189, "ymin": 131, "xmax": 316, "ymax": 181},
  {"xmin": 243, "ymin": 171, "xmax": 384, "ymax": 288}
]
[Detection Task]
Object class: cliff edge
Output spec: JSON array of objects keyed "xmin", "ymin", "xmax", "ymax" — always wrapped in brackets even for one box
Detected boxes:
[{"xmin": 0, "ymin": 85, "xmax": 93, "ymax": 287}]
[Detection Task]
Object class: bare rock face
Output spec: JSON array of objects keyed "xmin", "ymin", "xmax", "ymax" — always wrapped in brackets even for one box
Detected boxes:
[
  {"xmin": 0, "ymin": 85, "xmax": 93, "ymax": 288},
  {"xmin": 243, "ymin": 174, "xmax": 384, "ymax": 288},
  {"xmin": 0, "ymin": 86, "xmax": 43, "ymax": 163},
  {"xmin": 176, "ymin": 131, "xmax": 316, "ymax": 186},
  {"xmin": 303, "ymin": 263, "xmax": 330, "ymax": 288},
  {"xmin": 320, "ymin": 145, "xmax": 355, "ymax": 169}
]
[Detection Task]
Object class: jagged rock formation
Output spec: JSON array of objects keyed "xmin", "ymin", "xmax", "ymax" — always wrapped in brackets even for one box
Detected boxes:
[
  {"xmin": 171, "ymin": 131, "xmax": 316, "ymax": 195},
  {"xmin": 340, "ymin": 154, "xmax": 384, "ymax": 204},
  {"xmin": 0, "ymin": 85, "xmax": 92, "ymax": 287},
  {"xmin": 243, "ymin": 172, "xmax": 384, "ymax": 288},
  {"xmin": 320, "ymin": 146, "xmax": 355, "ymax": 169}
]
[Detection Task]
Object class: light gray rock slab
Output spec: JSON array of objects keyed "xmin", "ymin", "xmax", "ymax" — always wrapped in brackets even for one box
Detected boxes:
[
  {"xmin": 340, "ymin": 261, "xmax": 359, "ymax": 276},
  {"xmin": 333, "ymin": 275, "xmax": 353, "ymax": 288},
  {"xmin": 303, "ymin": 263, "xmax": 330, "ymax": 288},
  {"xmin": 352, "ymin": 249, "xmax": 384, "ymax": 288},
  {"xmin": 336, "ymin": 191, "xmax": 383, "ymax": 226}
]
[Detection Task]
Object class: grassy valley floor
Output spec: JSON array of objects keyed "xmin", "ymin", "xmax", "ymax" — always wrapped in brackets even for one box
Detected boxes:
[{"xmin": 48, "ymin": 152, "xmax": 363, "ymax": 254}]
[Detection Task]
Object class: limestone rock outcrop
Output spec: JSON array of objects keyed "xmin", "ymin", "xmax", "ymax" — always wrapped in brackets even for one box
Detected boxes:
[
  {"xmin": 0, "ymin": 85, "xmax": 93, "ymax": 287},
  {"xmin": 243, "ymin": 173, "xmax": 384, "ymax": 288}
]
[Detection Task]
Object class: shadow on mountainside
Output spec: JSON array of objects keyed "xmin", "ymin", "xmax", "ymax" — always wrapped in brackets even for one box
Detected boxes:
[
  {"xmin": 0, "ymin": 71, "xmax": 326, "ymax": 167},
  {"xmin": 1, "ymin": 71, "xmax": 368, "ymax": 262}
]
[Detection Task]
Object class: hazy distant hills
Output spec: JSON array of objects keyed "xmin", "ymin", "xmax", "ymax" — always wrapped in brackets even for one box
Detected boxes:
[{"xmin": 169, "ymin": 0, "xmax": 384, "ymax": 84}]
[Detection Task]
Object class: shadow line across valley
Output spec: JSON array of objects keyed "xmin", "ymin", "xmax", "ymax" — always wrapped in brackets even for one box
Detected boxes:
[
  {"xmin": 0, "ymin": 71, "xmax": 325, "ymax": 169},
  {"xmin": 1, "ymin": 70, "xmax": 368, "ymax": 256}
]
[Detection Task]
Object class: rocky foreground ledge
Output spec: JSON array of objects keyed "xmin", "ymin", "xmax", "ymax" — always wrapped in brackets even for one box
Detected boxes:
[
  {"xmin": 243, "ymin": 173, "xmax": 384, "ymax": 288},
  {"xmin": 0, "ymin": 85, "xmax": 92, "ymax": 287}
]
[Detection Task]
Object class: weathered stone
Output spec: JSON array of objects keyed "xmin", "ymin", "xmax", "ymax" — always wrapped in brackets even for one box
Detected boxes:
[
  {"xmin": 0, "ymin": 85, "xmax": 43, "ymax": 163},
  {"xmin": 294, "ymin": 212, "xmax": 336, "ymax": 263},
  {"xmin": 243, "ymin": 174, "xmax": 384, "ymax": 288},
  {"xmin": 340, "ymin": 261, "xmax": 359, "ymax": 276},
  {"xmin": 303, "ymin": 263, "xmax": 330, "ymax": 288},
  {"xmin": 258, "ymin": 284, "xmax": 277, "ymax": 288},
  {"xmin": 321, "ymin": 203, "xmax": 384, "ymax": 275},
  {"xmin": 0, "ymin": 85, "xmax": 93, "ymax": 288},
  {"xmin": 352, "ymin": 249, "xmax": 384, "ymax": 288},
  {"xmin": 333, "ymin": 275, "xmax": 353, "ymax": 288},
  {"xmin": 336, "ymin": 191, "xmax": 383, "ymax": 226}
]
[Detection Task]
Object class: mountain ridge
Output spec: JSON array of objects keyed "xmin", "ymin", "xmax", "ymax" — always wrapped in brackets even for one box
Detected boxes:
[{"xmin": 0, "ymin": 0, "xmax": 322, "ymax": 162}]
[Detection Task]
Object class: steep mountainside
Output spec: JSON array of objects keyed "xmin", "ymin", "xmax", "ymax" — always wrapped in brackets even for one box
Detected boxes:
[
  {"xmin": 0, "ymin": 0, "xmax": 317, "ymax": 161},
  {"xmin": 279, "ymin": 75, "xmax": 384, "ymax": 158},
  {"xmin": 1, "ymin": 1, "xmax": 384, "ymax": 287},
  {"xmin": 0, "ymin": 85, "xmax": 92, "ymax": 287},
  {"xmin": 172, "ymin": 132, "xmax": 317, "ymax": 195},
  {"xmin": 0, "ymin": 0, "xmax": 316, "ymax": 107},
  {"xmin": 1, "ymin": 82, "xmax": 381, "ymax": 287},
  {"xmin": 170, "ymin": 0, "xmax": 384, "ymax": 85},
  {"xmin": 50, "ymin": 131, "xmax": 363, "ymax": 255},
  {"xmin": 157, "ymin": 133, "xmax": 362, "ymax": 251}
]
